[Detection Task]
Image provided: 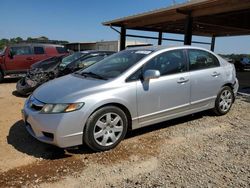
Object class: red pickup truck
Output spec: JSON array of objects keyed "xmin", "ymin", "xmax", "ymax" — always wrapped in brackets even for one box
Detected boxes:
[{"xmin": 0, "ymin": 43, "xmax": 68, "ymax": 82}]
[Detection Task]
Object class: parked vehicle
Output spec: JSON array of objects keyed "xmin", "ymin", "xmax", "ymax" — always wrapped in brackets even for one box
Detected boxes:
[
  {"xmin": 16, "ymin": 51, "xmax": 114, "ymax": 95},
  {"xmin": 0, "ymin": 43, "xmax": 68, "ymax": 82},
  {"xmin": 234, "ymin": 57, "xmax": 250, "ymax": 71},
  {"xmin": 22, "ymin": 46, "xmax": 239, "ymax": 151}
]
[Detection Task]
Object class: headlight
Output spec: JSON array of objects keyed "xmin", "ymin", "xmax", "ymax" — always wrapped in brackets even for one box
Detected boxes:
[{"xmin": 41, "ymin": 103, "xmax": 84, "ymax": 113}]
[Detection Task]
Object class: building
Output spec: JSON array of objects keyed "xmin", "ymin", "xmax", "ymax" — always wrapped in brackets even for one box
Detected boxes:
[
  {"xmin": 65, "ymin": 40, "xmax": 151, "ymax": 52},
  {"xmin": 103, "ymin": 0, "xmax": 250, "ymax": 51}
]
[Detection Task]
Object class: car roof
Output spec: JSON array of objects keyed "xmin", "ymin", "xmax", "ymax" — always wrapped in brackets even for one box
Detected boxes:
[
  {"xmin": 80, "ymin": 50, "xmax": 116, "ymax": 54},
  {"xmin": 126, "ymin": 45, "xmax": 213, "ymax": 53},
  {"xmin": 8, "ymin": 43, "xmax": 64, "ymax": 47}
]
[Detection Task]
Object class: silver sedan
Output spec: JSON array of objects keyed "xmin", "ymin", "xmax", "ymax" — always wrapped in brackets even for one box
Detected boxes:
[{"xmin": 22, "ymin": 46, "xmax": 239, "ymax": 151}]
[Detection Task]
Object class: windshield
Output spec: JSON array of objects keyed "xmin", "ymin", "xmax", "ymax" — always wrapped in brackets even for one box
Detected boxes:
[
  {"xmin": 76, "ymin": 55, "xmax": 106, "ymax": 69},
  {"xmin": 60, "ymin": 52, "xmax": 84, "ymax": 66},
  {"xmin": 76, "ymin": 50, "xmax": 152, "ymax": 79}
]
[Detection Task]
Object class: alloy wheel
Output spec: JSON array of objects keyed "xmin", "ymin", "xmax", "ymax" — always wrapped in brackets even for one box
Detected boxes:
[
  {"xmin": 219, "ymin": 89, "xmax": 233, "ymax": 112},
  {"xmin": 93, "ymin": 112, "xmax": 124, "ymax": 146}
]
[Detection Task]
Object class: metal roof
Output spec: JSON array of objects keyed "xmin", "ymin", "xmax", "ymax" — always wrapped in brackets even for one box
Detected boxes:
[{"xmin": 103, "ymin": 0, "xmax": 250, "ymax": 37}]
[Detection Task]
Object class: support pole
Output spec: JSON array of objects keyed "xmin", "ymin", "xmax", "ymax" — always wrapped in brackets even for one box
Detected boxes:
[
  {"xmin": 78, "ymin": 43, "xmax": 80, "ymax": 52},
  {"xmin": 120, "ymin": 26, "xmax": 126, "ymax": 51},
  {"xmin": 158, "ymin": 31, "xmax": 163, "ymax": 45},
  {"xmin": 184, "ymin": 14, "xmax": 193, "ymax": 45},
  {"xmin": 210, "ymin": 35, "xmax": 216, "ymax": 52}
]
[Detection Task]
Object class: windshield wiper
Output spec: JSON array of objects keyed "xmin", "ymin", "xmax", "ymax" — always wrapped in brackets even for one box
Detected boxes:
[{"xmin": 80, "ymin": 72, "xmax": 107, "ymax": 80}]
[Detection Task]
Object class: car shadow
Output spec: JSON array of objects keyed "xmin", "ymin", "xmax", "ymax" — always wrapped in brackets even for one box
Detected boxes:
[
  {"xmin": 1, "ymin": 78, "xmax": 20, "ymax": 83},
  {"xmin": 126, "ymin": 112, "xmax": 206, "ymax": 139},
  {"xmin": 12, "ymin": 90, "xmax": 28, "ymax": 98},
  {"xmin": 7, "ymin": 111, "xmax": 209, "ymax": 158},
  {"xmin": 7, "ymin": 120, "xmax": 71, "ymax": 160}
]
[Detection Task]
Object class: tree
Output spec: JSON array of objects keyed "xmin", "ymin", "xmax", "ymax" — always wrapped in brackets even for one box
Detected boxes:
[
  {"xmin": 15, "ymin": 37, "xmax": 23, "ymax": 43},
  {"xmin": 27, "ymin": 37, "xmax": 33, "ymax": 42},
  {"xmin": 0, "ymin": 38, "xmax": 9, "ymax": 50},
  {"xmin": 39, "ymin": 36, "xmax": 49, "ymax": 41},
  {"xmin": 0, "ymin": 36, "xmax": 69, "ymax": 50}
]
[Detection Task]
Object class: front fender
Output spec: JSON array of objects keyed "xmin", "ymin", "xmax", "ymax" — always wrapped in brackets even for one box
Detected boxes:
[{"xmin": 84, "ymin": 97, "xmax": 134, "ymax": 120}]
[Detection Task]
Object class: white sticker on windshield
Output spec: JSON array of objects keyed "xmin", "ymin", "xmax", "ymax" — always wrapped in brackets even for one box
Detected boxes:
[{"xmin": 135, "ymin": 51, "xmax": 152, "ymax": 55}]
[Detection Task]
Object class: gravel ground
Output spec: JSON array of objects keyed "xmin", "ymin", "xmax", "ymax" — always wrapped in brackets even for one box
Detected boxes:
[{"xmin": 0, "ymin": 81, "xmax": 249, "ymax": 188}]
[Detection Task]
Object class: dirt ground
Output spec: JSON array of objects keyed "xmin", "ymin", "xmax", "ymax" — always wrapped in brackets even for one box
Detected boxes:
[{"xmin": 0, "ymin": 79, "xmax": 249, "ymax": 188}]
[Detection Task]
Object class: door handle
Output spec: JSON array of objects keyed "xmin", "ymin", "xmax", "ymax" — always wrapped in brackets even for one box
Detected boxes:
[
  {"xmin": 211, "ymin": 72, "xmax": 220, "ymax": 77},
  {"xmin": 26, "ymin": 57, "xmax": 33, "ymax": 60},
  {"xmin": 177, "ymin": 77, "xmax": 189, "ymax": 84}
]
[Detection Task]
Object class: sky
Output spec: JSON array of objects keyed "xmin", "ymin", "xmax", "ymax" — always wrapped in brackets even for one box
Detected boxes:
[{"xmin": 1, "ymin": 0, "xmax": 249, "ymax": 54}]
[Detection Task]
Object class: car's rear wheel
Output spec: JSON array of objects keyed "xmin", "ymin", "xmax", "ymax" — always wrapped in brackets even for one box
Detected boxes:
[
  {"xmin": 83, "ymin": 106, "xmax": 128, "ymax": 151},
  {"xmin": 213, "ymin": 86, "xmax": 234, "ymax": 115}
]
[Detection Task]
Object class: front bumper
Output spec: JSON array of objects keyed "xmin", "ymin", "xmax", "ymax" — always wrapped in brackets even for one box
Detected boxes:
[{"xmin": 22, "ymin": 101, "xmax": 86, "ymax": 148}]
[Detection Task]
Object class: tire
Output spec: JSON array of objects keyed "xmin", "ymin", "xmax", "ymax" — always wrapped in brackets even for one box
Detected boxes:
[
  {"xmin": 16, "ymin": 78, "xmax": 34, "ymax": 96},
  {"xmin": 213, "ymin": 86, "xmax": 234, "ymax": 115},
  {"xmin": 0, "ymin": 71, "xmax": 4, "ymax": 83},
  {"xmin": 83, "ymin": 106, "xmax": 128, "ymax": 152}
]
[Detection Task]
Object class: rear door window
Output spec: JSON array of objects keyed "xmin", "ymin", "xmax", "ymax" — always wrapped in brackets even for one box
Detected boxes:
[
  {"xmin": 34, "ymin": 46, "xmax": 45, "ymax": 54},
  {"xmin": 188, "ymin": 49, "xmax": 220, "ymax": 71},
  {"xmin": 10, "ymin": 46, "xmax": 32, "ymax": 55}
]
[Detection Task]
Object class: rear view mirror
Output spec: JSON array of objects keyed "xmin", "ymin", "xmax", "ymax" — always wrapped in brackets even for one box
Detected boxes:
[
  {"xmin": 143, "ymin": 69, "xmax": 160, "ymax": 81},
  {"xmin": 77, "ymin": 63, "xmax": 85, "ymax": 69}
]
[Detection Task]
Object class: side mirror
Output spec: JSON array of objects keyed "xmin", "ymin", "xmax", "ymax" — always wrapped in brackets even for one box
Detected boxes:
[
  {"xmin": 143, "ymin": 69, "xmax": 160, "ymax": 81},
  {"xmin": 8, "ymin": 51, "xmax": 14, "ymax": 59}
]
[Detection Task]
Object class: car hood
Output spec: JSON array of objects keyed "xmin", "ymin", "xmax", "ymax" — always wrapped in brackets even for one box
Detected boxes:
[
  {"xmin": 33, "ymin": 74, "xmax": 111, "ymax": 103},
  {"xmin": 31, "ymin": 58, "xmax": 62, "ymax": 71}
]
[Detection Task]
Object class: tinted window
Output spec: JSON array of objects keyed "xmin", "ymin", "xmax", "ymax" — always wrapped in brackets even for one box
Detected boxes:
[
  {"xmin": 56, "ymin": 47, "xmax": 67, "ymax": 54},
  {"xmin": 10, "ymin": 46, "xmax": 32, "ymax": 55},
  {"xmin": 143, "ymin": 50, "xmax": 187, "ymax": 76},
  {"xmin": 127, "ymin": 68, "xmax": 143, "ymax": 82},
  {"xmin": 34, "ymin": 46, "xmax": 45, "ymax": 54},
  {"xmin": 188, "ymin": 49, "xmax": 220, "ymax": 71}
]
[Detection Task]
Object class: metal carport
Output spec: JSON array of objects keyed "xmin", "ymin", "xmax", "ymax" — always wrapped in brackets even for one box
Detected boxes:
[{"xmin": 103, "ymin": 0, "xmax": 250, "ymax": 51}]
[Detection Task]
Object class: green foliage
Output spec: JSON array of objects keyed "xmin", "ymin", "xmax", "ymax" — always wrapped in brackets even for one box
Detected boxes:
[{"xmin": 0, "ymin": 37, "xmax": 69, "ymax": 50}]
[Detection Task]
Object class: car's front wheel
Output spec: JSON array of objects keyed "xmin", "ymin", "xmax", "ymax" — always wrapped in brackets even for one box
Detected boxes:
[
  {"xmin": 83, "ymin": 106, "xmax": 128, "ymax": 151},
  {"xmin": 213, "ymin": 86, "xmax": 234, "ymax": 115}
]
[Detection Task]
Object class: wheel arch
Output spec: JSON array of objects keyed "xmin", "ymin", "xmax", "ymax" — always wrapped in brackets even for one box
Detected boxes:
[{"xmin": 222, "ymin": 83, "xmax": 234, "ymax": 90}]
